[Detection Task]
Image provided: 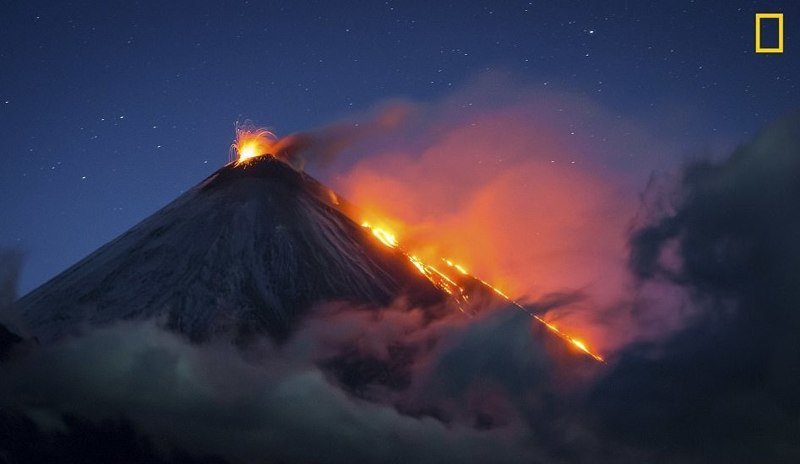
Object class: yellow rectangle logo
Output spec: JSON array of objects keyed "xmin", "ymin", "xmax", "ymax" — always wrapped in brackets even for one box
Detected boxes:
[{"xmin": 755, "ymin": 13, "xmax": 784, "ymax": 53}]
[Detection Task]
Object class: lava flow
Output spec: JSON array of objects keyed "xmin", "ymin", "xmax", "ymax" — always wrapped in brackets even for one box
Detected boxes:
[
  {"xmin": 361, "ymin": 223, "xmax": 472, "ymax": 310},
  {"xmin": 362, "ymin": 222, "xmax": 605, "ymax": 362}
]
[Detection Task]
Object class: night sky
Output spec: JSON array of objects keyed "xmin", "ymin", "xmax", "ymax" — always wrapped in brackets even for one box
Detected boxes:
[{"xmin": 1, "ymin": 0, "xmax": 797, "ymax": 294}]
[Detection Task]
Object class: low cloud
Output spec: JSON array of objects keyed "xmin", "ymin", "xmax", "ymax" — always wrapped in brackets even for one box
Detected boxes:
[
  {"xmin": 587, "ymin": 113, "xmax": 800, "ymax": 463},
  {"xmin": 1, "ymin": 305, "xmax": 575, "ymax": 464}
]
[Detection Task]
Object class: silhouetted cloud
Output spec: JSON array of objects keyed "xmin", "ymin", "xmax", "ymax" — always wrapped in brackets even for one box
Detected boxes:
[
  {"xmin": 0, "ymin": 310, "xmax": 567, "ymax": 464},
  {"xmin": 588, "ymin": 113, "xmax": 800, "ymax": 463}
]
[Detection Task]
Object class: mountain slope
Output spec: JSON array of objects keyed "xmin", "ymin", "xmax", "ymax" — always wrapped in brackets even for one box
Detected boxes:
[
  {"xmin": 17, "ymin": 157, "xmax": 445, "ymax": 343},
  {"xmin": 0, "ymin": 322, "xmax": 23, "ymax": 360}
]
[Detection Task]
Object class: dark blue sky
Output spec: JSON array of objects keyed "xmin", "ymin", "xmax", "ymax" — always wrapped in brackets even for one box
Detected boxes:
[{"xmin": 1, "ymin": 0, "xmax": 797, "ymax": 293}]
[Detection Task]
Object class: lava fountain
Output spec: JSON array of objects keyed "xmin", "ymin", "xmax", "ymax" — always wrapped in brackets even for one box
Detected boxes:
[{"xmin": 231, "ymin": 126, "xmax": 279, "ymax": 165}]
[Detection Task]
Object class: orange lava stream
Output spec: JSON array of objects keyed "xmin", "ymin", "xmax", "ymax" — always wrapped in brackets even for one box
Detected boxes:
[{"xmin": 361, "ymin": 223, "xmax": 605, "ymax": 363}]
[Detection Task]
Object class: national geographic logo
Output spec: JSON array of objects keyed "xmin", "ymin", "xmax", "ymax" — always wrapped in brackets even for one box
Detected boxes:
[{"xmin": 755, "ymin": 13, "xmax": 784, "ymax": 53}]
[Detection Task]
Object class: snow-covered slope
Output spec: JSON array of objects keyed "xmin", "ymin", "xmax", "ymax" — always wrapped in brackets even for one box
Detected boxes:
[{"xmin": 18, "ymin": 157, "xmax": 444, "ymax": 343}]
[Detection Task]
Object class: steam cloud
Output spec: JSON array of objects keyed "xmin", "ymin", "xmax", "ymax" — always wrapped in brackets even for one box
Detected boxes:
[{"xmin": 1, "ymin": 79, "xmax": 798, "ymax": 463}]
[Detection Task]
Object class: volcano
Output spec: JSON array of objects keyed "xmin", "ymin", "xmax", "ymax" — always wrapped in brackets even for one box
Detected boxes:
[{"xmin": 17, "ymin": 156, "xmax": 446, "ymax": 343}]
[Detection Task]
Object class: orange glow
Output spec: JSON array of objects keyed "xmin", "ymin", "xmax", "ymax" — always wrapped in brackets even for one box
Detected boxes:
[
  {"xmin": 532, "ymin": 314, "xmax": 604, "ymax": 362},
  {"xmin": 408, "ymin": 255, "xmax": 429, "ymax": 275},
  {"xmin": 328, "ymin": 190, "xmax": 340, "ymax": 205},
  {"xmin": 333, "ymin": 106, "xmax": 644, "ymax": 356},
  {"xmin": 571, "ymin": 339, "xmax": 589, "ymax": 352},
  {"xmin": 361, "ymin": 222, "xmax": 399, "ymax": 248},
  {"xmin": 360, "ymin": 218, "xmax": 604, "ymax": 362},
  {"xmin": 232, "ymin": 127, "xmax": 278, "ymax": 165},
  {"xmin": 444, "ymin": 259, "xmax": 469, "ymax": 275},
  {"xmin": 362, "ymin": 223, "xmax": 469, "ymax": 309}
]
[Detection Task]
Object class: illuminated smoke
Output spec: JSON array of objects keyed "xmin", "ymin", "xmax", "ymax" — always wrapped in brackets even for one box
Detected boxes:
[{"xmin": 358, "ymin": 221, "xmax": 604, "ymax": 361}]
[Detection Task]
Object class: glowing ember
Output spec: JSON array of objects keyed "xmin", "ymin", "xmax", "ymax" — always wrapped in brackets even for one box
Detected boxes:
[
  {"xmin": 232, "ymin": 127, "xmax": 278, "ymax": 165},
  {"xmin": 361, "ymin": 220, "xmax": 605, "ymax": 362}
]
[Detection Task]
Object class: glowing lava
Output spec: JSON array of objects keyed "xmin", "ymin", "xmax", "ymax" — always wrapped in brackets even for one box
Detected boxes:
[
  {"xmin": 361, "ymin": 222, "xmax": 399, "ymax": 248},
  {"xmin": 232, "ymin": 127, "xmax": 278, "ymax": 165},
  {"xmin": 361, "ymin": 221, "xmax": 605, "ymax": 362}
]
